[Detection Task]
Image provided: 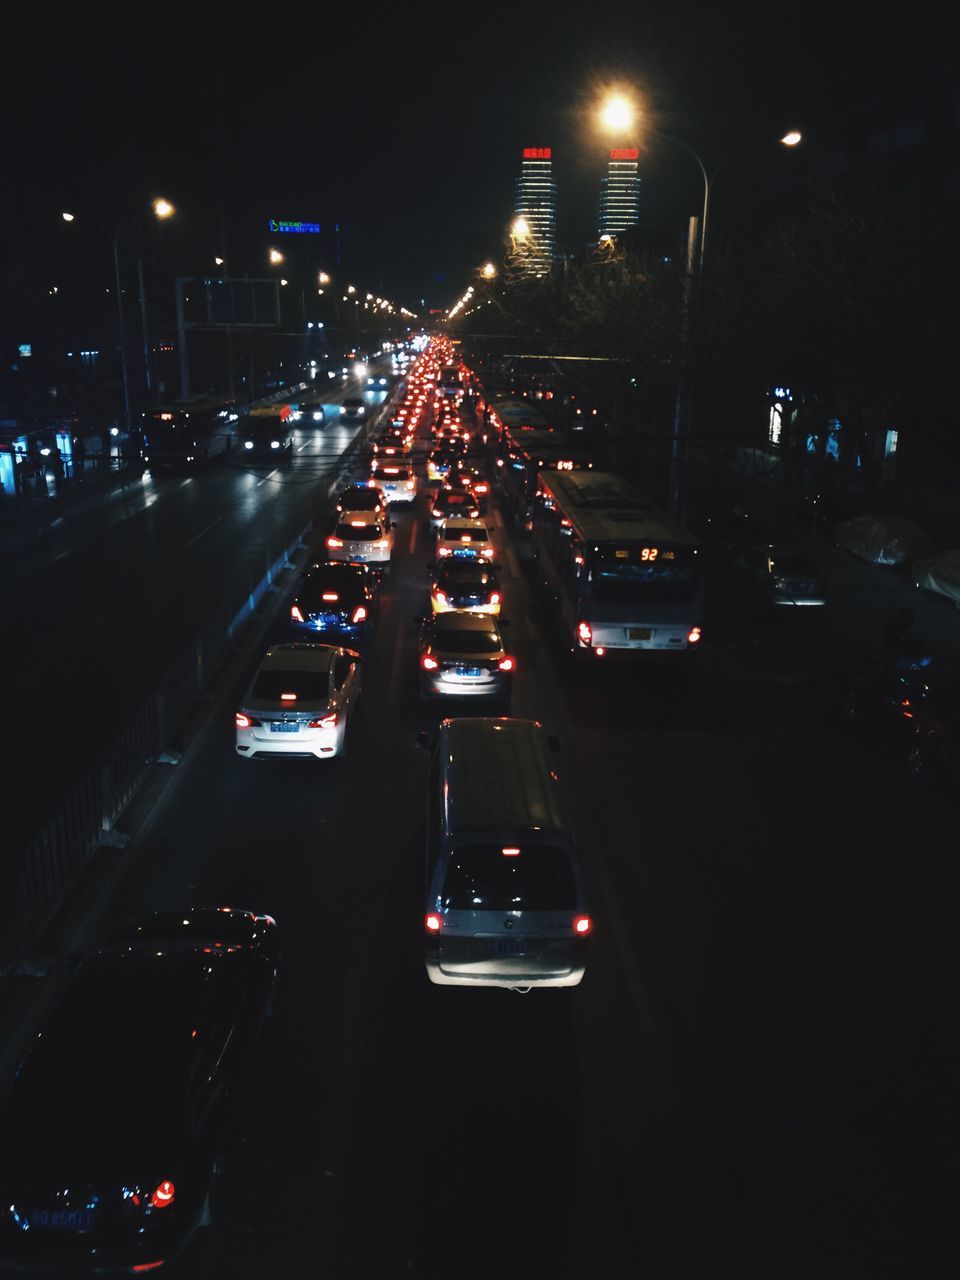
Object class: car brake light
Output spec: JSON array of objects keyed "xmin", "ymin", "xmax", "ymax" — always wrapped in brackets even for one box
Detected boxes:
[
  {"xmin": 687, "ymin": 626, "xmax": 702, "ymax": 644},
  {"xmin": 376, "ymin": 539, "xmax": 390, "ymax": 549},
  {"xmin": 308, "ymin": 712, "xmax": 338, "ymax": 728},
  {"xmin": 438, "ymin": 546, "xmax": 451, "ymax": 556},
  {"xmin": 280, "ymin": 692, "xmax": 297, "ymax": 702},
  {"xmin": 435, "ymin": 591, "xmax": 447, "ymax": 605},
  {"xmin": 149, "ymin": 1180, "xmax": 175, "ymax": 1210},
  {"xmin": 422, "ymin": 655, "xmax": 439, "ymax": 670},
  {"xmin": 352, "ymin": 606, "xmax": 367, "ymax": 623},
  {"xmin": 425, "ymin": 913, "xmax": 441, "ymax": 932},
  {"xmin": 235, "ymin": 711, "xmax": 259, "ymax": 729},
  {"xmin": 481, "ymin": 548, "xmax": 494, "ymax": 559},
  {"xmin": 290, "ymin": 605, "xmax": 304, "ymax": 622},
  {"xmin": 498, "ymin": 658, "xmax": 515, "ymax": 672},
  {"xmin": 322, "ymin": 592, "xmax": 339, "ymax": 601},
  {"xmin": 327, "ymin": 536, "xmax": 343, "ymax": 548},
  {"xmin": 573, "ymin": 915, "xmax": 593, "ymax": 936},
  {"xmin": 577, "ymin": 621, "xmax": 592, "ymax": 646},
  {"xmin": 489, "ymin": 592, "xmax": 501, "ymax": 605},
  {"xmin": 502, "ymin": 846, "xmax": 520, "ymax": 856}
]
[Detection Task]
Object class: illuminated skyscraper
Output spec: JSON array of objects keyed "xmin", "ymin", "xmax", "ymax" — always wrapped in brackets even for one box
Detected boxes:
[
  {"xmin": 513, "ymin": 147, "xmax": 556, "ymax": 276},
  {"xmin": 598, "ymin": 147, "xmax": 640, "ymax": 238}
]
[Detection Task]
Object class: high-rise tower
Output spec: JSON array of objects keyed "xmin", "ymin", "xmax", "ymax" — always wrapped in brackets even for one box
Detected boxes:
[
  {"xmin": 598, "ymin": 147, "xmax": 640, "ymax": 238},
  {"xmin": 513, "ymin": 146, "xmax": 556, "ymax": 276}
]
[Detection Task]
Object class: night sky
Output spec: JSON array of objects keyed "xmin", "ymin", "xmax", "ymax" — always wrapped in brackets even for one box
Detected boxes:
[{"xmin": 3, "ymin": 3, "xmax": 948, "ymax": 313}]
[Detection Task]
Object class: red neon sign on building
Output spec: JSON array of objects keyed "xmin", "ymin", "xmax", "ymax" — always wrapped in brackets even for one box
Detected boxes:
[
  {"xmin": 610, "ymin": 148, "xmax": 639, "ymax": 161},
  {"xmin": 522, "ymin": 147, "xmax": 552, "ymax": 160}
]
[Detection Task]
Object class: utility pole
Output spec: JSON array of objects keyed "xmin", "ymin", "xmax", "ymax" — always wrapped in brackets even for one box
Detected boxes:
[{"xmin": 670, "ymin": 215, "xmax": 699, "ymax": 523}]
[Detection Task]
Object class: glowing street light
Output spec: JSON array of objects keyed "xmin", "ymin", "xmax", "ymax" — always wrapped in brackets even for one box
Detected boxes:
[
  {"xmin": 481, "ymin": 262, "xmax": 496, "ymax": 279},
  {"xmin": 599, "ymin": 94, "xmax": 635, "ymax": 134},
  {"xmin": 318, "ymin": 271, "xmax": 331, "ymax": 285},
  {"xmin": 781, "ymin": 130, "xmax": 802, "ymax": 147},
  {"xmin": 153, "ymin": 198, "xmax": 175, "ymax": 219},
  {"xmin": 512, "ymin": 217, "xmax": 530, "ymax": 239},
  {"xmin": 269, "ymin": 248, "xmax": 284, "ymax": 265}
]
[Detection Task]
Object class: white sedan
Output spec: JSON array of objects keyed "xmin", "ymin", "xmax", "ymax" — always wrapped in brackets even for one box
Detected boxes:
[
  {"xmin": 326, "ymin": 510, "xmax": 396, "ymax": 567},
  {"xmin": 435, "ymin": 517, "xmax": 496, "ymax": 563},
  {"xmin": 235, "ymin": 644, "xmax": 362, "ymax": 761}
]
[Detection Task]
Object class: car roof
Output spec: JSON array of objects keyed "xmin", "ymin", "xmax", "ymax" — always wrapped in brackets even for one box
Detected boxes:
[
  {"xmin": 262, "ymin": 644, "xmax": 341, "ymax": 672},
  {"xmin": 338, "ymin": 510, "xmax": 385, "ymax": 524},
  {"xmin": 440, "ymin": 518, "xmax": 487, "ymax": 532}
]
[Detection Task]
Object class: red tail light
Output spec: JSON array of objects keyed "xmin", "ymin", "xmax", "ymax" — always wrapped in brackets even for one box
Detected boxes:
[
  {"xmin": 322, "ymin": 592, "xmax": 339, "ymax": 602},
  {"xmin": 425, "ymin": 914, "xmax": 441, "ymax": 932},
  {"xmin": 435, "ymin": 591, "xmax": 447, "ymax": 605},
  {"xmin": 498, "ymin": 657, "xmax": 515, "ymax": 672},
  {"xmin": 687, "ymin": 626, "xmax": 702, "ymax": 644},
  {"xmin": 290, "ymin": 605, "xmax": 305, "ymax": 622},
  {"xmin": 422, "ymin": 655, "xmax": 439, "ymax": 670},
  {"xmin": 235, "ymin": 711, "xmax": 260, "ymax": 729},
  {"xmin": 149, "ymin": 1180, "xmax": 175, "ymax": 1210},
  {"xmin": 481, "ymin": 548, "xmax": 494, "ymax": 559},
  {"xmin": 327, "ymin": 536, "xmax": 343, "ymax": 549},
  {"xmin": 573, "ymin": 915, "xmax": 593, "ymax": 936},
  {"xmin": 438, "ymin": 546, "xmax": 452, "ymax": 557},
  {"xmin": 489, "ymin": 592, "xmax": 501, "ymax": 605},
  {"xmin": 577, "ymin": 621, "xmax": 592, "ymax": 647},
  {"xmin": 308, "ymin": 712, "xmax": 338, "ymax": 728},
  {"xmin": 352, "ymin": 606, "xmax": 367, "ymax": 623}
]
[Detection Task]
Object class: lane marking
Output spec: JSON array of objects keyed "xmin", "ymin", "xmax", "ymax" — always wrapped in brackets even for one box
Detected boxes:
[
  {"xmin": 505, "ymin": 547, "xmax": 520, "ymax": 579},
  {"xmin": 255, "ymin": 470, "xmax": 278, "ymax": 488},
  {"xmin": 408, "ymin": 519, "xmax": 418, "ymax": 555},
  {"xmin": 183, "ymin": 515, "xmax": 224, "ymax": 549},
  {"xmin": 179, "ymin": 478, "xmax": 193, "ymax": 488},
  {"xmin": 297, "ymin": 442, "xmax": 311, "ymax": 453}
]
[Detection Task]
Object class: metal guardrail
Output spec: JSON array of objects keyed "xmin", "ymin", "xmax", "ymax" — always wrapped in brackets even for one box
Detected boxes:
[{"xmin": 0, "ymin": 389, "xmax": 394, "ymax": 970}]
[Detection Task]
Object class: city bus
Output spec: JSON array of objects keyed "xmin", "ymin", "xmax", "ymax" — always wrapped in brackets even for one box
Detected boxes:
[
  {"xmin": 497, "ymin": 427, "xmax": 597, "ymax": 530},
  {"xmin": 140, "ymin": 396, "xmax": 239, "ymax": 468},
  {"xmin": 530, "ymin": 469, "xmax": 705, "ymax": 658}
]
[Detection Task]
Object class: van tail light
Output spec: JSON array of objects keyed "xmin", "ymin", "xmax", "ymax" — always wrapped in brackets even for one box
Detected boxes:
[
  {"xmin": 290, "ymin": 605, "xmax": 305, "ymax": 622},
  {"xmin": 498, "ymin": 657, "xmax": 515, "ymax": 672},
  {"xmin": 352, "ymin": 606, "xmax": 367, "ymax": 624},
  {"xmin": 577, "ymin": 621, "xmax": 592, "ymax": 647},
  {"xmin": 435, "ymin": 591, "xmax": 448, "ymax": 606},
  {"xmin": 322, "ymin": 592, "xmax": 339, "ymax": 602},
  {"xmin": 327, "ymin": 536, "xmax": 343, "ymax": 549},
  {"xmin": 438, "ymin": 546, "xmax": 452, "ymax": 557},
  {"xmin": 376, "ymin": 539, "xmax": 390, "ymax": 549},
  {"xmin": 425, "ymin": 914, "xmax": 441, "ymax": 933},
  {"xmin": 235, "ymin": 711, "xmax": 260, "ymax": 729},
  {"xmin": 422, "ymin": 655, "xmax": 439, "ymax": 670},
  {"xmin": 149, "ymin": 1180, "xmax": 175, "ymax": 1210},
  {"xmin": 308, "ymin": 712, "xmax": 338, "ymax": 728},
  {"xmin": 489, "ymin": 592, "xmax": 501, "ymax": 605},
  {"xmin": 687, "ymin": 626, "xmax": 702, "ymax": 644},
  {"xmin": 573, "ymin": 915, "xmax": 593, "ymax": 936}
]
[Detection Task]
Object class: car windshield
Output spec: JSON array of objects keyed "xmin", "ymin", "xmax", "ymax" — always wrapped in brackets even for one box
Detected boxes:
[
  {"xmin": 336, "ymin": 522, "xmax": 382, "ymax": 541},
  {"xmin": 442, "ymin": 845, "xmax": 577, "ymax": 910},
  {"xmin": 300, "ymin": 582, "xmax": 362, "ymax": 608},
  {"xmin": 438, "ymin": 566, "xmax": 495, "ymax": 588},
  {"xmin": 339, "ymin": 489, "xmax": 381, "ymax": 507},
  {"xmin": 251, "ymin": 668, "xmax": 331, "ymax": 700},
  {"xmin": 433, "ymin": 628, "xmax": 502, "ymax": 653}
]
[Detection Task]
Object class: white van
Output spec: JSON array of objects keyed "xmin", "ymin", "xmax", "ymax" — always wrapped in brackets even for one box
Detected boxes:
[{"xmin": 420, "ymin": 717, "xmax": 592, "ymax": 990}]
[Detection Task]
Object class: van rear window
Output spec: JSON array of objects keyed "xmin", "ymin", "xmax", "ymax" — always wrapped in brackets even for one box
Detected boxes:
[{"xmin": 442, "ymin": 845, "xmax": 576, "ymax": 910}]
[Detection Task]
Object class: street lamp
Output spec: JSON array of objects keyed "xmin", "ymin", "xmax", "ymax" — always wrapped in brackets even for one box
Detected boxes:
[{"xmin": 269, "ymin": 248, "xmax": 284, "ymax": 265}]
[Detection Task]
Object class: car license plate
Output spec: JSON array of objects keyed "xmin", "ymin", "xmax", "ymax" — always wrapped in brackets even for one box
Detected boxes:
[
  {"xmin": 456, "ymin": 667, "xmax": 483, "ymax": 677},
  {"xmin": 270, "ymin": 722, "xmax": 299, "ymax": 733},
  {"xmin": 453, "ymin": 548, "xmax": 475, "ymax": 557},
  {"xmin": 28, "ymin": 1208, "xmax": 95, "ymax": 1232},
  {"xmin": 488, "ymin": 938, "xmax": 539, "ymax": 955},
  {"xmin": 628, "ymin": 628, "xmax": 652, "ymax": 641}
]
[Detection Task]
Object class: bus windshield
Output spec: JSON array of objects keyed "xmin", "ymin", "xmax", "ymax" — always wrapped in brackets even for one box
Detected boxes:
[{"xmin": 588, "ymin": 546, "xmax": 701, "ymax": 604}]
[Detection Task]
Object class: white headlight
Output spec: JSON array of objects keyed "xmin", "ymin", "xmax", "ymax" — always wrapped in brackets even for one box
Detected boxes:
[
  {"xmin": 270, "ymin": 440, "xmax": 280, "ymax": 449},
  {"xmin": 244, "ymin": 440, "xmax": 254, "ymax": 450}
]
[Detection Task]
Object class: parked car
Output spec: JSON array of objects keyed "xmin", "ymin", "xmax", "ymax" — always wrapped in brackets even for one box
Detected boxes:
[
  {"xmin": 733, "ymin": 543, "xmax": 828, "ymax": 606},
  {"xmin": 0, "ymin": 908, "xmax": 278, "ymax": 1276},
  {"xmin": 834, "ymin": 513, "xmax": 934, "ymax": 566},
  {"xmin": 912, "ymin": 550, "xmax": 960, "ymax": 608},
  {"xmin": 235, "ymin": 643, "xmax": 362, "ymax": 760}
]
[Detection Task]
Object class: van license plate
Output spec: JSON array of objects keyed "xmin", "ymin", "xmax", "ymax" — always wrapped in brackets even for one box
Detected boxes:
[{"xmin": 488, "ymin": 938, "xmax": 540, "ymax": 954}]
